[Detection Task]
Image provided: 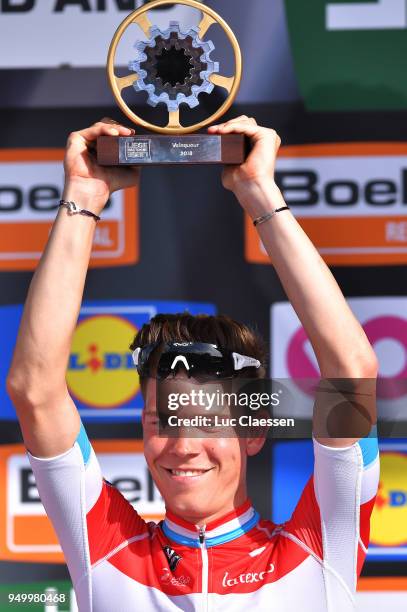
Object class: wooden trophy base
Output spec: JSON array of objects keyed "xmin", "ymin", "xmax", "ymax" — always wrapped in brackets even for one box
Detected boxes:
[{"xmin": 97, "ymin": 133, "xmax": 246, "ymax": 166}]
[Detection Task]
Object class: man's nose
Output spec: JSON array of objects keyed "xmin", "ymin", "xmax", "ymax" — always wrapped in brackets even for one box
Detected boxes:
[{"xmin": 167, "ymin": 433, "xmax": 202, "ymax": 456}]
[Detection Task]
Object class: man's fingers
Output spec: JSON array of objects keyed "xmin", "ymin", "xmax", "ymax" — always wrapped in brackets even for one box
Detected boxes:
[
  {"xmin": 210, "ymin": 121, "xmax": 280, "ymax": 149},
  {"xmin": 209, "ymin": 115, "xmax": 256, "ymax": 128},
  {"xmin": 211, "ymin": 121, "xmax": 259, "ymax": 138},
  {"xmin": 67, "ymin": 120, "xmax": 135, "ymax": 151},
  {"xmin": 91, "ymin": 121, "xmax": 134, "ymax": 137}
]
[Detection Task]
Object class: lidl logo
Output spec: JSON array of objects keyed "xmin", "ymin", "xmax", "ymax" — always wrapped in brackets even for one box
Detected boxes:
[
  {"xmin": 0, "ymin": 150, "xmax": 138, "ymax": 270},
  {"xmin": 376, "ymin": 477, "xmax": 407, "ymax": 511},
  {"xmin": 246, "ymin": 143, "xmax": 407, "ymax": 266},
  {"xmin": 67, "ymin": 315, "xmax": 139, "ymax": 408},
  {"xmin": 1, "ymin": 300, "xmax": 216, "ymax": 421},
  {"xmin": 0, "ymin": 440, "xmax": 164, "ymax": 563},
  {"xmin": 284, "ymin": 0, "xmax": 407, "ymax": 111},
  {"xmin": 272, "ymin": 439, "xmax": 407, "ymax": 561},
  {"xmin": 370, "ymin": 443, "xmax": 407, "ymax": 558}
]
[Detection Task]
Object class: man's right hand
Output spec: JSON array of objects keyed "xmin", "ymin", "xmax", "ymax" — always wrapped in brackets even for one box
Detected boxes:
[
  {"xmin": 63, "ymin": 117, "xmax": 140, "ymax": 214},
  {"xmin": 7, "ymin": 117, "xmax": 142, "ymax": 458}
]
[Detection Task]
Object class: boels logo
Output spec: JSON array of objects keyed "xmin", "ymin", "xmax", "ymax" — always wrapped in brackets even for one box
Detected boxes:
[
  {"xmin": 67, "ymin": 315, "xmax": 139, "ymax": 408},
  {"xmin": 0, "ymin": 150, "xmax": 138, "ymax": 271},
  {"xmin": 370, "ymin": 448, "xmax": 407, "ymax": 552},
  {"xmin": 246, "ymin": 143, "xmax": 407, "ymax": 266},
  {"xmin": 0, "ymin": 440, "xmax": 164, "ymax": 563}
]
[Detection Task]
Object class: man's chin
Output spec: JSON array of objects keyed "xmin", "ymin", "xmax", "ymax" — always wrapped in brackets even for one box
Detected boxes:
[{"xmin": 165, "ymin": 495, "xmax": 213, "ymax": 522}]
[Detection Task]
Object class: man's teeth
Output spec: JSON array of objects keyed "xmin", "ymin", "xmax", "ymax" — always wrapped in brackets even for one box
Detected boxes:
[{"xmin": 170, "ymin": 469, "xmax": 208, "ymax": 476}]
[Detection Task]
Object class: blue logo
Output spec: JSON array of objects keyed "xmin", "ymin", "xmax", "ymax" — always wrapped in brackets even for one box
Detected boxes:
[{"xmin": 1, "ymin": 300, "xmax": 216, "ymax": 422}]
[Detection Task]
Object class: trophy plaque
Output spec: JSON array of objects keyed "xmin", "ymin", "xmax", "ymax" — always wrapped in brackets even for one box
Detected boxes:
[{"xmin": 97, "ymin": 0, "xmax": 245, "ymax": 166}]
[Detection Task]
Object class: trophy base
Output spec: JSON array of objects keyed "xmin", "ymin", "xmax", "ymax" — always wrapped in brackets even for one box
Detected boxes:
[{"xmin": 97, "ymin": 134, "xmax": 246, "ymax": 166}]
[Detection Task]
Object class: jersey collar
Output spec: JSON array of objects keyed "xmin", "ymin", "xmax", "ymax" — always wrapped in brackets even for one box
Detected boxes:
[{"xmin": 162, "ymin": 499, "xmax": 260, "ymax": 548}]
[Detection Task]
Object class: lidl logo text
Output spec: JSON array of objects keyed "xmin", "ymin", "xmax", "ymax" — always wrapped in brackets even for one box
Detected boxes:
[
  {"xmin": 377, "ymin": 487, "xmax": 407, "ymax": 508},
  {"xmin": 69, "ymin": 348, "xmax": 135, "ymax": 372},
  {"xmin": 370, "ymin": 450, "xmax": 407, "ymax": 548},
  {"xmin": 67, "ymin": 315, "xmax": 140, "ymax": 408}
]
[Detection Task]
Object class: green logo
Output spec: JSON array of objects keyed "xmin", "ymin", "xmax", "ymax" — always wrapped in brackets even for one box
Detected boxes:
[{"xmin": 284, "ymin": 0, "xmax": 407, "ymax": 111}]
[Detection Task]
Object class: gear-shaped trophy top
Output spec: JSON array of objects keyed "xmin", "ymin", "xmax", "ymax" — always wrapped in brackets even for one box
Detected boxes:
[
  {"xmin": 129, "ymin": 21, "xmax": 219, "ymax": 112},
  {"xmin": 107, "ymin": 0, "xmax": 242, "ymax": 134}
]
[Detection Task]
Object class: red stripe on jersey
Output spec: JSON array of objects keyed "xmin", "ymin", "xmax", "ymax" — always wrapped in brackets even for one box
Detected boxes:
[
  {"xmin": 283, "ymin": 476, "xmax": 323, "ymax": 560},
  {"xmin": 357, "ymin": 542, "xmax": 367, "ymax": 577},
  {"xmin": 87, "ymin": 480, "xmax": 148, "ymax": 565},
  {"xmin": 357, "ymin": 495, "xmax": 377, "ymax": 576},
  {"xmin": 106, "ymin": 521, "xmax": 313, "ymax": 595},
  {"xmin": 359, "ymin": 495, "xmax": 376, "ymax": 550},
  {"xmin": 107, "ymin": 526, "xmax": 200, "ymax": 595}
]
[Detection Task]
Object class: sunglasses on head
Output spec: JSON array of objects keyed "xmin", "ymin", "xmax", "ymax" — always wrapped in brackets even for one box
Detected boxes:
[{"xmin": 132, "ymin": 341, "xmax": 261, "ymax": 380}]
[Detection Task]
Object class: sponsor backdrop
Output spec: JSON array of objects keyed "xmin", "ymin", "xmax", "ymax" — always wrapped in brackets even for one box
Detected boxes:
[
  {"xmin": 0, "ymin": 440, "xmax": 164, "ymax": 564},
  {"xmin": 1, "ymin": 0, "xmax": 407, "ymax": 610},
  {"xmin": 0, "ymin": 150, "xmax": 139, "ymax": 270},
  {"xmin": 0, "ymin": 300, "xmax": 216, "ymax": 421},
  {"xmin": 271, "ymin": 439, "xmax": 407, "ymax": 562}
]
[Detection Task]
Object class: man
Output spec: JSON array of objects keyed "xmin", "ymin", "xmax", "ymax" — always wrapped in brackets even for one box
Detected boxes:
[{"xmin": 7, "ymin": 116, "xmax": 379, "ymax": 611}]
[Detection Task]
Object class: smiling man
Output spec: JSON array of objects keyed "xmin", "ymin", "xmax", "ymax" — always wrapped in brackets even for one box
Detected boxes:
[{"xmin": 7, "ymin": 117, "xmax": 379, "ymax": 611}]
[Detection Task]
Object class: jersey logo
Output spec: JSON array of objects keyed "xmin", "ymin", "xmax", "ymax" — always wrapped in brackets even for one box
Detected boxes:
[
  {"xmin": 160, "ymin": 567, "xmax": 190, "ymax": 587},
  {"xmin": 163, "ymin": 545, "xmax": 182, "ymax": 571},
  {"xmin": 222, "ymin": 563, "xmax": 275, "ymax": 588}
]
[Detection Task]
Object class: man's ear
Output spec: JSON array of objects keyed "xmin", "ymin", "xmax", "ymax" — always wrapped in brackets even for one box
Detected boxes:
[{"xmin": 246, "ymin": 433, "xmax": 267, "ymax": 457}]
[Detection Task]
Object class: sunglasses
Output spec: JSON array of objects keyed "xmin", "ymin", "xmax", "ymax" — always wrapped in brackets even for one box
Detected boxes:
[{"xmin": 132, "ymin": 341, "xmax": 261, "ymax": 380}]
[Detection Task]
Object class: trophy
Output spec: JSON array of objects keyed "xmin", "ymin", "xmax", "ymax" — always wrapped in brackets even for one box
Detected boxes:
[{"xmin": 97, "ymin": 0, "xmax": 245, "ymax": 166}]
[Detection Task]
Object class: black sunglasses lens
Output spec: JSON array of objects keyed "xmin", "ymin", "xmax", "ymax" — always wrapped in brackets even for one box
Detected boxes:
[{"xmin": 156, "ymin": 351, "xmax": 233, "ymax": 379}]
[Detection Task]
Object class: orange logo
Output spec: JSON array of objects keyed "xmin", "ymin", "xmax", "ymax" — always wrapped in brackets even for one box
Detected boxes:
[
  {"xmin": 0, "ymin": 149, "xmax": 138, "ymax": 271},
  {"xmin": 0, "ymin": 440, "xmax": 163, "ymax": 563},
  {"xmin": 246, "ymin": 143, "xmax": 407, "ymax": 266}
]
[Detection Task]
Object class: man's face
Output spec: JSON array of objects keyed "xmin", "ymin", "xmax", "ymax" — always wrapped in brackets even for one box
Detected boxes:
[{"xmin": 142, "ymin": 376, "xmax": 261, "ymax": 524}]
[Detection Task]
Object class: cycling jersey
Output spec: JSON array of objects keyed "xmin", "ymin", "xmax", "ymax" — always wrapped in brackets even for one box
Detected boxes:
[{"xmin": 28, "ymin": 424, "xmax": 379, "ymax": 612}]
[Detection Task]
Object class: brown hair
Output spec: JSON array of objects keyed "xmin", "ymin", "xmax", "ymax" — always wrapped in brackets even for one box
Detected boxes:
[{"xmin": 130, "ymin": 312, "xmax": 267, "ymax": 381}]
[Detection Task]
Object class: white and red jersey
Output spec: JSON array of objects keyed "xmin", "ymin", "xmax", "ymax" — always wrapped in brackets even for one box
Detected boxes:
[{"xmin": 28, "ymin": 424, "xmax": 379, "ymax": 612}]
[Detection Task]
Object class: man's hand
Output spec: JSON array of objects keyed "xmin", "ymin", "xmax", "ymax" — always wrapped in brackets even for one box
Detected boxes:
[
  {"xmin": 7, "ymin": 118, "xmax": 141, "ymax": 457},
  {"xmin": 208, "ymin": 116, "xmax": 281, "ymax": 214},
  {"xmin": 63, "ymin": 117, "xmax": 140, "ymax": 214}
]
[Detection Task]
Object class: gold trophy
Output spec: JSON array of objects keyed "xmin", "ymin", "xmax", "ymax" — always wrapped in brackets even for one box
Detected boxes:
[{"xmin": 97, "ymin": 0, "xmax": 245, "ymax": 165}]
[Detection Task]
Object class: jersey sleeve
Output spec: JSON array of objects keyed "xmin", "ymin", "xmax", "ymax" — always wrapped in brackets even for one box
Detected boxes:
[
  {"xmin": 27, "ymin": 422, "xmax": 148, "ymax": 612},
  {"xmin": 283, "ymin": 433, "xmax": 379, "ymax": 608}
]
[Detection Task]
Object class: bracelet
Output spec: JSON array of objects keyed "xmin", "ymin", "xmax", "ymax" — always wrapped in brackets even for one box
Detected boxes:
[
  {"xmin": 253, "ymin": 205, "xmax": 290, "ymax": 227},
  {"xmin": 59, "ymin": 199, "xmax": 101, "ymax": 222}
]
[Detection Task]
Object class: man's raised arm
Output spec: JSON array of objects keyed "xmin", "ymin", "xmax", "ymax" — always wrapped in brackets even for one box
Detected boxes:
[
  {"xmin": 6, "ymin": 119, "xmax": 139, "ymax": 457},
  {"xmin": 209, "ymin": 116, "xmax": 378, "ymax": 446}
]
